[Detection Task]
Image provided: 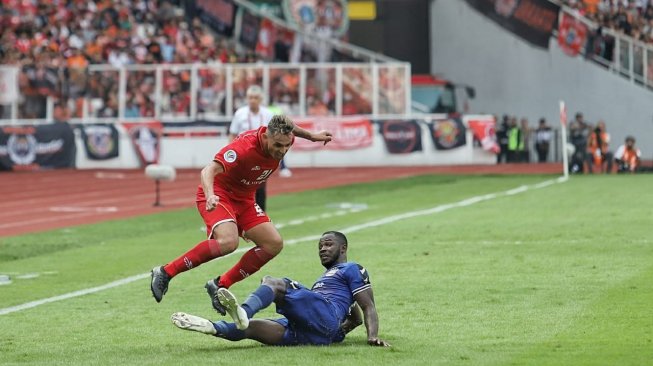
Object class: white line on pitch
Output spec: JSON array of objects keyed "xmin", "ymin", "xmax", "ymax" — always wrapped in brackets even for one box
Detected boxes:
[{"xmin": 0, "ymin": 178, "xmax": 565, "ymax": 316}]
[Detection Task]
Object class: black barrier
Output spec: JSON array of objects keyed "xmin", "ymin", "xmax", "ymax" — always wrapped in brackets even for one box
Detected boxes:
[
  {"xmin": 0, "ymin": 123, "xmax": 76, "ymax": 171},
  {"xmin": 378, "ymin": 120, "xmax": 423, "ymax": 154},
  {"xmin": 430, "ymin": 118, "xmax": 467, "ymax": 150},
  {"xmin": 78, "ymin": 124, "xmax": 120, "ymax": 160}
]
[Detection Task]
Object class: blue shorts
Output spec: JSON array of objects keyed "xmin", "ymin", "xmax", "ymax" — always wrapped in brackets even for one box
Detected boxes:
[{"xmin": 271, "ymin": 279, "xmax": 345, "ymax": 346}]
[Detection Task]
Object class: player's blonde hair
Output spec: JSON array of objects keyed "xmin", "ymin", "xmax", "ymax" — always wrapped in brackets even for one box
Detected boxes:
[{"xmin": 267, "ymin": 115, "xmax": 295, "ymax": 136}]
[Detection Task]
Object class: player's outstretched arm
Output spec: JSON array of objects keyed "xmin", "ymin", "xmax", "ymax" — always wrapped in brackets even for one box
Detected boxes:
[
  {"xmin": 200, "ymin": 161, "xmax": 225, "ymax": 211},
  {"xmin": 341, "ymin": 303, "xmax": 363, "ymax": 334},
  {"xmin": 292, "ymin": 125, "xmax": 333, "ymax": 145},
  {"xmin": 354, "ymin": 289, "xmax": 391, "ymax": 347}
]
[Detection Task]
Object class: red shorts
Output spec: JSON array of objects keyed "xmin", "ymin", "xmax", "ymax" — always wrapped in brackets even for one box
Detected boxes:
[{"xmin": 197, "ymin": 193, "xmax": 270, "ymax": 238}]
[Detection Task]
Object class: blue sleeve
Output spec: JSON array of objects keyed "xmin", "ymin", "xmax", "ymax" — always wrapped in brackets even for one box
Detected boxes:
[{"xmin": 344, "ymin": 263, "xmax": 372, "ymax": 296}]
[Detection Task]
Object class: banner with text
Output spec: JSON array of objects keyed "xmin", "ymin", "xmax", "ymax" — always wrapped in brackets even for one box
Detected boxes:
[
  {"xmin": 0, "ymin": 123, "xmax": 76, "ymax": 171},
  {"xmin": 293, "ymin": 118, "xmax": 373, "ymax": 150},
  {"xmin": 464, "ymin": 0, "xmax": 560, "ymax": 49},
  {"xmin": 240, "ymin": 9, "xmax": 262, "ymax": 50},
  {"xmin": 122, "ymin": 121, "xmax": 163, "ymax": 166},
  {"xmin": 430, "ymin": 118, "xmax": 467, "ymax": 150},
  {"xmin": 79, "ymin": 124, "xmax": 119, "ymax": 160},
  {"xmin": 378, "ymin": 120, "xmax": 423, "ymax": 154},
  {"xmin": 465, "ymin": 115, "xmax": 500, "ymax": 153}
]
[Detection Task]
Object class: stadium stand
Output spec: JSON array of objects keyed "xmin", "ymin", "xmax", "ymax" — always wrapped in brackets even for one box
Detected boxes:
[
  {"xmin": 0, "ymin": 0, "xmax": 266, "ymax": 119},
  {"xmin": 562, "ymin": 0, "xmax": 653, "ymax": 44}
]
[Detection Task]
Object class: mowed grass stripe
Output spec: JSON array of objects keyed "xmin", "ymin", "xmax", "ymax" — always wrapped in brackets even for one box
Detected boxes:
[
  {"xmin": 0, "ymin": 175, "xmax": 549, "ymax": 308},
  {"xmin": 0, "ymin": 176, "xmax": 562, "ymax": 314}
]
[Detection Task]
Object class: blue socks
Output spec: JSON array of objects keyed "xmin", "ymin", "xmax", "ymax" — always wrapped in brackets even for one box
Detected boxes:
[
  {"xmin": 212, "ymin": 321, "xmax": 245, "ymax": 341},
  {"xmin": 241, "ymin": 284, "xmax": 275, "ymax": 319}
]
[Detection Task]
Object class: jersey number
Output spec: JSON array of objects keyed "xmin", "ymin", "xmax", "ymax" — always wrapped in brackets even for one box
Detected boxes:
[{"xmin": 256, "ymin": 170, "xmax": 273, "ymax": 181}]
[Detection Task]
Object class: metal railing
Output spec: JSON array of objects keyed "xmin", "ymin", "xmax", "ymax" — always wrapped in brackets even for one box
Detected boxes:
[
  {"xmin": 0, "ymin": 62, "xmax": 411, "ymax": 125},
  {"xmin": 560, "ymin": 6, "xmax": 653, "ymax": 90}
]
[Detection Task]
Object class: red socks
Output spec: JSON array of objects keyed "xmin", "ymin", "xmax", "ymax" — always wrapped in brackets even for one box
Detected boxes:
[
  {"xmin": 164, "ymin": 239, "xmax": 222, "ymax": 277},
  {"xmin": 218, "ymin": 247, "xmax": 276, "ymax": 288},
  {"xmin": 162, "ymin": 240, "xmax": 276, "ymax": 288}
]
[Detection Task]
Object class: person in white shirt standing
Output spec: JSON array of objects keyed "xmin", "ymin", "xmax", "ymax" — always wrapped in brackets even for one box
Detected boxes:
[{"xmin": 228, "ymin": 85, "xmax": 292, "ymax": 211}]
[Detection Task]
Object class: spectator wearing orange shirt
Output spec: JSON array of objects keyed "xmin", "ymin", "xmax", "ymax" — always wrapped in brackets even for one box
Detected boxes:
[
  {"xmin": 66, "ymin": 48, "xmax": 89, "ymax": 69},
  {"xmin": 586, "ymin": 120, "xmax": 613, "ymax": 173},
  {"xmin": 583, "ymin": 0, "xmax": 599, "ymax": 15},
  {"xmin": 614, "ymin": 136, "xmax": 641, "ymax": 173}
]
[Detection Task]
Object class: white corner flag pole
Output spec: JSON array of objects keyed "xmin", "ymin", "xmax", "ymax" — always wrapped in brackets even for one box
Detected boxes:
[{"xmin": 559, "ymin": 101, "xmax": 569, "ymax": 179}]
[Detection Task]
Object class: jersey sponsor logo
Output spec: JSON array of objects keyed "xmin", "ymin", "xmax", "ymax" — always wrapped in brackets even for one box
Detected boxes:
[
  {"xmin": 256, "ymin": 169, "xmax": 273, "ymax": 181},
  {"xmin": 240, "ymin": 179, "xmax": 266, "ymax": 185},
  {"xmin": 223, "ymin": 149, "xmax": 237, "ymax": 163}
]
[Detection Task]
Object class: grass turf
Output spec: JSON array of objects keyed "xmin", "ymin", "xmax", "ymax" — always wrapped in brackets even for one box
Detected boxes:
[{"xmin": 0, "ymin": 174, "xmax": 651, "ymax": 365}]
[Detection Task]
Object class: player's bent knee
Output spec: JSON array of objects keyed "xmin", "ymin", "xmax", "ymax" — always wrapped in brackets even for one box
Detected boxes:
[
  {"xmin": 259, "ymin": 237, "xmax": 283, "ymax": 255},
  {"xmin": 216, "ymin": 235, "xmax": 239, "ymax": 254}
]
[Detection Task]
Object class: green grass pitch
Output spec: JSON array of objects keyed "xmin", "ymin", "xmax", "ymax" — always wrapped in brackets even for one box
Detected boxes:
[{"xmin": 1, "ymin": 174, "xmax": 652, "ymax": 365}]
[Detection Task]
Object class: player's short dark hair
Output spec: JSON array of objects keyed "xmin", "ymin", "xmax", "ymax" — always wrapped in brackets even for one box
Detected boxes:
[
  {"xmin": 267, "ymin": 115, "xmax": 295, "ymax": 136},
  {"xmin": 322, "ymin": 231, "xmax": 348, "ymax": 246}
]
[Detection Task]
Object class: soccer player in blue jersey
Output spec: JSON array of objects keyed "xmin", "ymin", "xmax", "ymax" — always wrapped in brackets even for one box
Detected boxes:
[{"xmin": 171, "ymin": 231, "xmax": 390, "ymax": 347}]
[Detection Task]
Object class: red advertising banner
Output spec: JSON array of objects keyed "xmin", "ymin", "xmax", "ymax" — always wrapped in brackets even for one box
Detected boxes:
[
  {"xmin": 122, "ymin": 121, "xmax": 163, "ymax": 165},
  {"xmin": 466, "ymin": 116, "xmax": 500, "ymax": 154},
  {"xmin": 293, "ymin": 118, "xmax": 373, "ymax": 150},
  {"xmin": 558, "ymin": 12, "xmax": 587, "ymax": 57}
]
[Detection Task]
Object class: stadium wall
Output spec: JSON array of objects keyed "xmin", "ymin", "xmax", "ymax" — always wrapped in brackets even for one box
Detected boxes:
[
  {"xmin": 73, "ymin": 118, "xmax": 495, "ymax": 169},
  {"xmin": 430, "ymin": 0, "xmax": 653, "ymax": 158}
]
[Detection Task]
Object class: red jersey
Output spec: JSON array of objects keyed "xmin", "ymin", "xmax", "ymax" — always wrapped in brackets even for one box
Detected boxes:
[{"xmin": 197, "ymin": 127, "xmax": 292, "ymax": 201}]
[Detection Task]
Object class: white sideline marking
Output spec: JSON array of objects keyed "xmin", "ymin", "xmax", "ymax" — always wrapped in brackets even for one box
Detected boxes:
[
  {"xmin": 0, "ymin": 178, "xmax": 564, "ymax": 316},
  {"xmin": 275, "ymin": 204, "xmax": 368, "ymax": 229}
]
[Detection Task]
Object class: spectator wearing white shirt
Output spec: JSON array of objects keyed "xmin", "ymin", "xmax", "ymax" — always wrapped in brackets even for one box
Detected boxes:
[{"xmin": 228, "ymin": 85, "xmax": 274, "ymax": 141}]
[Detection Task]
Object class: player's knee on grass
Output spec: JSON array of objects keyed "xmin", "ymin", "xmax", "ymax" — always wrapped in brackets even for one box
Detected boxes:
[{"xmin": 261, "ymin": 276, "xmax": 287, "ymax": 299}]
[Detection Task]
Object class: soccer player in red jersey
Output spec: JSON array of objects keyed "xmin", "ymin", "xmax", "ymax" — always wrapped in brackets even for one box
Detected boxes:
[{"xmin": 150, "ymin": 115, "xmax": 332, "ymax": 314}]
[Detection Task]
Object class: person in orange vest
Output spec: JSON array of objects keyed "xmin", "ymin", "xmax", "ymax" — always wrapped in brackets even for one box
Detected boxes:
[
  {"xmin": 586, "ymin": 120, "xmax": 613, "ymax": 173},
  {"xmin": 614, "ymin": 136, "xmax": 641, "ymax": 173}
]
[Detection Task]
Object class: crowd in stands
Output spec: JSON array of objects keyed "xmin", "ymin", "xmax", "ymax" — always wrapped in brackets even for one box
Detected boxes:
[
  {"xmin": 0, "ymin": 0, "xmax": 265, "ymax": 119},
  {"xmin": 564, "ymin": 1, "xmax": 653, "ymax": 42},
  {"xmin": 563, "ymin": 0, "xmax": 653, "ymax": 63},
  {"xmin": 0, "ymin": 0, "xmax": 379, "ymax": 120}
]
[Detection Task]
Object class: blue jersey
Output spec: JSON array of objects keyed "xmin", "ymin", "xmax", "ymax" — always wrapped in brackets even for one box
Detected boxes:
[{"xmin": 310, "ymin": 262, "xmax": 371, "ymax": 322}]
